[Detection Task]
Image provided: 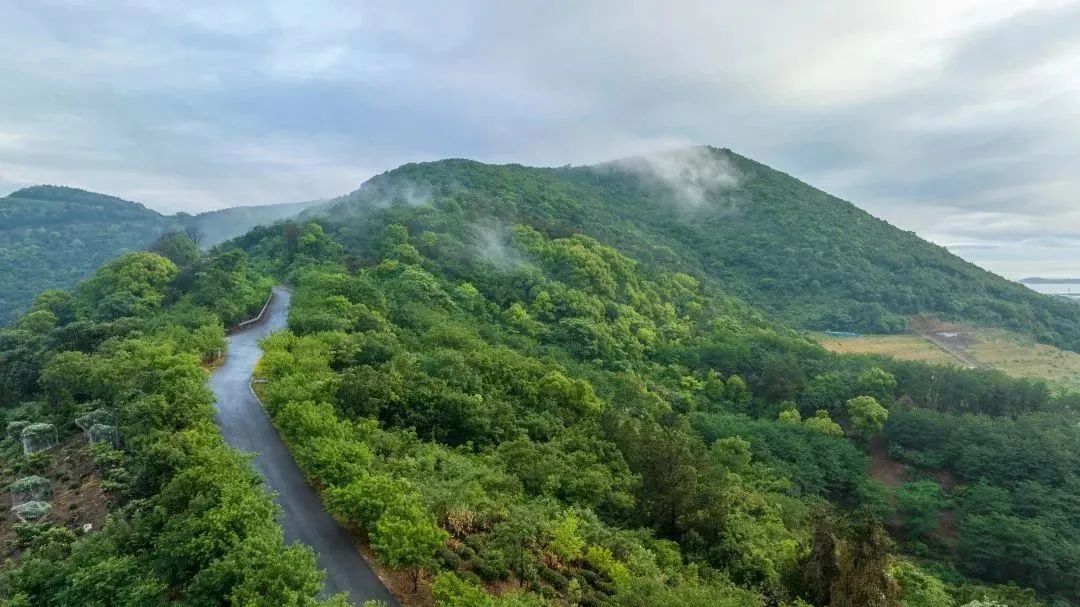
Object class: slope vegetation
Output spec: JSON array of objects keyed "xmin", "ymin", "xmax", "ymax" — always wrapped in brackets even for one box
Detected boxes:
[
  {"xmin": 322, "ymin": 147, "xmax": 1080, "ymax": 350},
  {"xmin": 0, "ymin": 186, "xmax": 322, "ymax": 324},
  {"xmin": 225, "ymin": 202, "xmax": 1076, "ymax": 605}
]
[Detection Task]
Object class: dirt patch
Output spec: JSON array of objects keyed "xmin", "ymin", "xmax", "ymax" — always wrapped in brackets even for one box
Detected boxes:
[
  {"xmin": 907, "ymin": 318, "xmax": 982, "ymax": 369},
  {"xmin": 868, "ymin": 435, "xmax": 907, "ymax": 491},
  {"xmin": 1, "ymin": 434, "xmax": 111, "ymax": 561}
]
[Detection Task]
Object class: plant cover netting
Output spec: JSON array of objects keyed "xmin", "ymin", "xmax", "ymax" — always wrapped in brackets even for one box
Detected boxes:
[
  {"xmin": 10, "ymin": 476, "xmax": 50, "ymax": 506},
  {"xmin": 75, "ymin": 409, "xmax": 113, "ymax": 433},
  {"xmin": 88, "ymin": 423, "xmax": 119, "ymax": 447},
  {"xmin": 12, "ymin": 500, "xmax": 51, "ymax": 523},
  {"xmin": 21, "ymin": 423, "xmax": 58, "ymax": 456},
  {"xmin": 6, "ymin": 420, "xmax": 29, "ymax": 440}
]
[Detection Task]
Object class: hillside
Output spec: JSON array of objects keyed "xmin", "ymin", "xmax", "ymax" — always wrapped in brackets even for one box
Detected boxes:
[
  {"xmin": 0, "ymin": 187, "xmax": 323, "ymax": 324},
  {"xmin": 227, "ymin": 177, "xmax": 1078, "ymax": 603},
  {"xmin": 0, "ymin": 186, "xmax": 176, "ymax": 325},
  {"xmin": 3, "ymin": 166, "xmax": 1077, "ymax": 606},
  {"xmin": 183, "ymin": 198, "xmax": 329, "ymax": 247},
  {"xmin": 319, "ymin": 147, "xmax": 1080, "ymax": 352}
]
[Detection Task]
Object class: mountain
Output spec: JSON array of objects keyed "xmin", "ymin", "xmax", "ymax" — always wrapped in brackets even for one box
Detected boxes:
[
  {"xmin": 316, "ymin": 146, "xmax": 1080, "ymax": 351},
  {"xmin": 182, "ymin": 199, "xmax": 330, "ymax": 247},
  {"xmin": 0, "ymin": 187, "xmax": 324, "ymax": 324},
  {"xmin": 4, "ymin": 147, "xmax": 1076, "ymax": 606},
  {"xmin": 225, "ymin": 149, "xmax": 1080, "ymax": 604},
  {"xmin": 0, "ymin": 186, "xmax": 176, "ymax": 325}
]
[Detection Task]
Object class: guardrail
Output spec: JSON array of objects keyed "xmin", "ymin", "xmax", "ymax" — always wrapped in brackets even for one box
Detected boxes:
[{"xmin": 231, "ymin": 291, "xmax": 274, "ymax": 333}]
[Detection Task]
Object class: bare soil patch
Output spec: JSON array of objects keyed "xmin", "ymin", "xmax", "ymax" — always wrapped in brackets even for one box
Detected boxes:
[{"xmin": 1, "ymin": 434, "xmax": 110, "ymax": 561}]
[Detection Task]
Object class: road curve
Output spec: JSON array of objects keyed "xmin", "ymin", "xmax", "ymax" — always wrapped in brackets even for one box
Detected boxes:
[{"xmin": 210, "ymin": 286, "xmax": 399, "ymax": 606}]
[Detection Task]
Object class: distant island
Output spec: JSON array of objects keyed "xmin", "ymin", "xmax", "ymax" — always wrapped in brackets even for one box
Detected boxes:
[{"xmin": 1021, "ymin": 277, "xmax": 1080, "ymax": 284}]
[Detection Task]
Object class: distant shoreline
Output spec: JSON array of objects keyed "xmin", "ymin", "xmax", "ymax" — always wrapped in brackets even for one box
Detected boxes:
[{"xmin": 1020, "ymin": 277, "xmax": 1080, "ymax": 284}]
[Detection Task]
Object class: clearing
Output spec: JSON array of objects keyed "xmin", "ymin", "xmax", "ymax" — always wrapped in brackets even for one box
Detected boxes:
[{"xmin": 814, "ymin": 319, "xmax": 1080, "ymax": 391}]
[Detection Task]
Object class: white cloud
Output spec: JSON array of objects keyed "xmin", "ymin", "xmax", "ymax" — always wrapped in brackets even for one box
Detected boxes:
[{"xmin": 1, "ymin": 0, "xmax": 1079, "ymax": 280}]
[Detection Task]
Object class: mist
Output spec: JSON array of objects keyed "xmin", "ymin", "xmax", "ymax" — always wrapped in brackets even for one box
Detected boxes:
[{"xmin": 615, "ymin": 146, "xmax": 741, "ymax": 213}]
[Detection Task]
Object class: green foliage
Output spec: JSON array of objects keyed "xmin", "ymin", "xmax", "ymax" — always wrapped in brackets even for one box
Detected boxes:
[
  {"xmin": 0, "ymin": 186, "xmax": 321, "ymax": 325},
  {"xmin": 372, "ymin": 503, "xmax": 449, "ymax": 590},
  {"xmin": 804, "ymin": 410, "xmax": 844, "ymax": 437},
  {"xmin": 241, "ymin": 213, "xmax": 1062, "ymax": 606},
  {"xmin": 846, "ymin": 395, "xmax": 888, "ymax": 440},
  {"xmin": 6, "ymin": 149, "xmax": 1062, "ymax": 605},
  {"xmin": 432, "ymin": 571, "xmax": 495, "ymax": 607},
  {"xmin": 895, "ymin": 481, "xmax": 949, "ymax": 539},
  {"xmin": 0, "ymin": 242, "xmax": 331, "ymax": 605}
]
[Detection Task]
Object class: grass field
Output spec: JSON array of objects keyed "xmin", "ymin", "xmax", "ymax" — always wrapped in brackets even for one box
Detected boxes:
[
  {"xmin": 813, "ymin": 326, "xmax": 1080, "ymax": 391},
  {"xmin": 966, "ymin": 328, "xmax": 1080, "ymax": 390},
  {"xmin": 812, "ymin": 332, "xmax": 959, "ymax": 366}
]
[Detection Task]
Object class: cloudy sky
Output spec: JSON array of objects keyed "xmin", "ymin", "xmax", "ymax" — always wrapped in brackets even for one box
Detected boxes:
[{"xmin": 2, "ymin": 1, "xmax": 1080, "ymax": 277}]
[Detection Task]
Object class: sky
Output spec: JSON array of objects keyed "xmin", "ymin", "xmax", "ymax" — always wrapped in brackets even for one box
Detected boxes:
[{"xmin": 2, "ymin": 1, "xmax": 1080, "ymax": 278}]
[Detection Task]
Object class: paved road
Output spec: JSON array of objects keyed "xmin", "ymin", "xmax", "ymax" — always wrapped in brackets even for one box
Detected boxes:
[{"xmin": 210, "ymin": 286, "xmax": 399, "ymax": 606}]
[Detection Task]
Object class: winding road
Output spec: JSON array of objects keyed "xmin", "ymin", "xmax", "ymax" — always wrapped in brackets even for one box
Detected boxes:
[{"xmin": 209, "ymin": 286, "xmax": 399, "ymax": 606}]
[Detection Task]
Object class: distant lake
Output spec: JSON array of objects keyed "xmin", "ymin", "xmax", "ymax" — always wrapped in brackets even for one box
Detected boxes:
[{"xmin": 1024, "ymin": 282, "xmax": 1080, "ymax": 296}]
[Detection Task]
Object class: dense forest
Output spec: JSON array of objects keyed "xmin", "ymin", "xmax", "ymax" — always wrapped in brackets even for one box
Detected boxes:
[
  {"xmin": 0, "ymin": 233, "xmax": 346, "ymax": 606},
  {"xmin": 226, "ymin": 191, "xmax": 1073, "ymax": 605},
  {"xmin": 321, "ymin": 147, "xmax": 1080, "ymax": 350},
  {"xmin": 0, "ymin": 187, "xmax": 323, "ymax": 325},
  {"xmin": 3, "ymin": 147, "xmax": 1080, "ymax": 606}
]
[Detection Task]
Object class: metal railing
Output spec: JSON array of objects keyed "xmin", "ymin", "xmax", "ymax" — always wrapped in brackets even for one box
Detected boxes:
[{"xmin": 232, "ymin": 291, "xmax": 274, "ymax": 332}]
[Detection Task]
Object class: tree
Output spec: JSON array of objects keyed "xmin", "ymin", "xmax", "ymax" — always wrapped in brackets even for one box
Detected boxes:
[
  {"xmin": 831, "ymin": 520, "xmax": 899, "ymax": 607},
  {"xmin": 490, "ymin": 506, "xmax": 546, "ymax": 587},
  {"xmin": 185, "ymin": 224, "xmax": 204, "ymax": 247},
  {"xmin": 895, "ymin": 481, "xmax": 948, "ymax": 539},
  {"xmin": 726, "ymin": 375, "xmax": 751, "ymax": 410},
  {"xmin": 801, "ymin": 514, "xmax": 840, "ymax": 606},
  {"xmin": 892, "ymin": 561, "xmax": 952, "ymax": 607},
  {"xmin": 548, "ymin": 511, "xmax": 586, "ymax": 564},
  {"xmin": 778, "ymin": 402, "xmax": 802, "ymax": 423},
  {"xmin": 857, "ymin": 368, "xmax": 897, "ymax": 404},
  {"xmin": 371, "ymin": 503, "xmax": 448, "ymax": 591},
  {"xmin": 431, "ymin": 572, "xmax": 495, "ymax": 607},
  {"xmin": 326, "ymin": 474, "xmax": 411, "ymax": 531},
  {"xmin": 846, "ymin": 396, "xmax": 888, "ymax": 441},
  {"xmin": 150, "ymin": 231, "xmax": 200, "ymax": 266},
  {"xmin": 804, "ymin": 410, "xmax": 844, "ymax": 437}
]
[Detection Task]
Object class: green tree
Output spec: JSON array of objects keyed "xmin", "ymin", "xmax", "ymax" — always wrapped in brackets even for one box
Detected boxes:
[
  {"xmin": 431, "ymin": 572, "xmax": 495, "ymax": 607},
  {"xmin": 371, "ymin": 503, "xmax": 449, "ymax": 591},
  {"xmin": 857, "ymin": 368, "xmax": 897, "ymax": 404},
  {"xmin": 846, "ymin": 396, "xmax": 888, "ymax": 441},
  {"xmin": 831, "ymin": 520, "xmax": 899, "ymax": 607},
  {"xmin": 804, "ymin": 410, "xmax": 844, "ymax": 437},
  {"xmin": 895, "ymin": 481, "xmax": 948, "ymax": 539}
]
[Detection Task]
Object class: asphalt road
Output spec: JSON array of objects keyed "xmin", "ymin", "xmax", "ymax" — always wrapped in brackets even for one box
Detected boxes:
[{"xmin": 209, "ymin": 286, "xmax": 399, "ymax": 606}]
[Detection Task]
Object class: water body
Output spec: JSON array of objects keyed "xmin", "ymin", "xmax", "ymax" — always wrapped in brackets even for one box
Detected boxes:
[{"xmin": 1023, "ymin": 282, "xmax": 1080, "ymax": 296}]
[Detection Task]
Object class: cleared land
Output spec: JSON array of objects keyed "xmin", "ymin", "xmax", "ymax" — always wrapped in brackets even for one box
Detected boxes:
[
  {"xmin": 812, "ymin": 332, "xmax": 959, "ymax": 366},
  {"xmin": 814, "ymin": 322, "xmax": 1080, "ymax": 391}
]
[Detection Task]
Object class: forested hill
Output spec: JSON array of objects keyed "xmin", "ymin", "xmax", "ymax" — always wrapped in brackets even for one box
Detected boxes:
[
  {"xmin": 6, "ymin": 163, "xmax": 1080, "ymax": 604},
  {"xmin": 0, "ymin": 186, "xmax": 176, "ymax": 325},
  {"xmin": 182, "ymin": 198, "xmax": 329, "ymax": 247},
  {"xmin": 320, "ymin": 146, "xmax": 1080, "ymax": 351},
  {"xmin": 0, "ymin": 186, "xmax": 323, "ymax": 324}
]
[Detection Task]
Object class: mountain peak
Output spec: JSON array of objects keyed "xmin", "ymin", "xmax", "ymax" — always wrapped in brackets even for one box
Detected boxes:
[{"xmin": 6, "ymin": 185, "xmax": 151, "ymax": 210}]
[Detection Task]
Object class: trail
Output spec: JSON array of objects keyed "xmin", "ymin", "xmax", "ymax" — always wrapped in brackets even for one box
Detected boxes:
[
  {"xmin": 909, "ymin": 328, "xmax": 982, "ymax": 369},
  {"xmin": 209, "ymin": 286, "xmax": 398, "ymax": 606}
]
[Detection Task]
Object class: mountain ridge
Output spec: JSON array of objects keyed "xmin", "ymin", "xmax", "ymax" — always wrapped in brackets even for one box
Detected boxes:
[
  {"xmin": 310, "ymin": 145, "xmax": 1080, "ymax": 351},
  {"xmin": 0, "ymin": 186, "xmax": 325, "ymax": 324}
]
